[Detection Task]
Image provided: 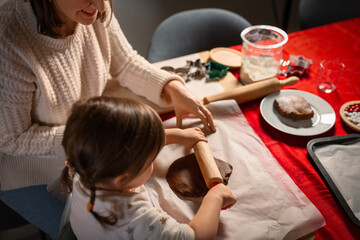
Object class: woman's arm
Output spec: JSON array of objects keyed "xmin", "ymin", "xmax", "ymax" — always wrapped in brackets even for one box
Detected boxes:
[
  {"xmin": 107, "ymin": 16, "xmax": 178, "ymax": 108},
  {"xmin": 162, "ymin": 80, "xmax": 216, "ymax": 132},
  {"xmin": 0, "ymin": 53, "xmax": 65, "ymax": 158},
  {"xmin": 107, "ymin": 16, "xmax": 216, "ymax": 132}
]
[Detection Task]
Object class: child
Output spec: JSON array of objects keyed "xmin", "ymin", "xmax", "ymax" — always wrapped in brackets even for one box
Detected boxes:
[{"xmin": 61, "ymin": 96, "xmax": 236, "ymax": 240}]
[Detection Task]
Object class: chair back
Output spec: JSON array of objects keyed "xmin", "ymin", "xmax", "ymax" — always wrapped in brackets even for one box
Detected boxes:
[{"xmin": 147, "ymin": 8, "xmax": 251, "ymax": 63}]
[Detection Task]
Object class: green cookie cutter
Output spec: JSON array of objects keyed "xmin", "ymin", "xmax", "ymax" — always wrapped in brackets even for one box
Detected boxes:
[{"xmin": 207, "ymin": 61, "xmax": 229, "ymax": 79}]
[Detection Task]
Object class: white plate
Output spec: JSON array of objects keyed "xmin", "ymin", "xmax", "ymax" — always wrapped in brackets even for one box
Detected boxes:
[{"xmin": 260, "ymin": 90, "xmax": 336, "ymax": 136}]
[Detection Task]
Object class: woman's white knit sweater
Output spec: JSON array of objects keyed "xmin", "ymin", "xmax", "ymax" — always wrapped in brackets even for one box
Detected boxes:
[{"xmin": 0, "ymin": 0, "xmax": 181, "ymax": 190}]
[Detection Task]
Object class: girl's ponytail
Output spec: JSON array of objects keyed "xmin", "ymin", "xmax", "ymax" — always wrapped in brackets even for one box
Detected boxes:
[
  {"xmin": 88, "ymin": 183, "xmax": 118, "ymax": 227},
  {"xmin": 60, "ymin": 160, "xmax": 73, "ymax": 193}
]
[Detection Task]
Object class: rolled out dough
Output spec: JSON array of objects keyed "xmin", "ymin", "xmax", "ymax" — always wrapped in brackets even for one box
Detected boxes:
[{"xmin": 166, "ymin": 153, "xmax": 233, "ymax": 199}]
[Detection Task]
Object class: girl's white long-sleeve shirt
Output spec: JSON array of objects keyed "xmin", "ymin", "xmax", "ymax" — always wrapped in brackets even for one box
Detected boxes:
[
  {"xmin": 71, "ymin": 174, "xmax": 195, "ymax": 240},
  {"xmin": 0, "ymin": 0, "xmax": 182, "ymax": 190}
]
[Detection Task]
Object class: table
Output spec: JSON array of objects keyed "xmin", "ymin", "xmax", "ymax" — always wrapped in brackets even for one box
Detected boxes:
[
  {"xmin": 158, "ymin": 17, "xmax": 360, "ymax": 239},
  {"xmin": 107, "ymin": 18, "xmax": 360, "ymax": 239},
  {"xmin": 227, "ymin": 18, "xmax": 360, "ymax": 240}
]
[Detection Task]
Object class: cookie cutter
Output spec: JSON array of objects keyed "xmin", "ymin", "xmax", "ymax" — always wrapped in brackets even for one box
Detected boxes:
[
  {"xmin": 206, "ymin": 61, "xmax": 229, "ymax": 79},
  {"xmin": 161, "ymin": 59, "xmax": 207, "ymax": 82},
  {"xmin": 279, "ymin": 55, "xmax": 312, "ymax": 79}
]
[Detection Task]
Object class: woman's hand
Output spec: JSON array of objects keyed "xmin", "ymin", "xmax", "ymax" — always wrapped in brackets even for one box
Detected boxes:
[
  {"xmin": 165, "ymin": 128, "xmax": 207, "ymax": 148},
  {"xmin": 163, "ymin": 80, "xmax": 216, "ymax": 132}
]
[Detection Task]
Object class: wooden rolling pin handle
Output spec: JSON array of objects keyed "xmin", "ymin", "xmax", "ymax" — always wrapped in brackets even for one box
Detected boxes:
[
  {"xmin": 203, "ymin": 76, "xmax": 299, "ymax": 105},
  {"xmin": 278, "ymin": 76, "xmax": 299, "ymax": 88},
  {"xmin": 193, "ymin": 141, "xmax": 223, "ymax": 189}
]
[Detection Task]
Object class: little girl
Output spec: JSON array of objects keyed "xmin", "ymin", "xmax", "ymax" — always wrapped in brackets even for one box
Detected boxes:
[{"xmin": 61, "ymin": 96, "xmax": 236, "ymax": 240}]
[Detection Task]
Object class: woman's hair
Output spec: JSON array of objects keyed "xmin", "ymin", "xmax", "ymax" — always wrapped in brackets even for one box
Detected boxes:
[
  {"xmin": 29, "ymin": 0, "xmax": 113, "ymax": 38},
  {"xmin": 60, "ymin": 96, "xmax": 165, "ymax": 226}
]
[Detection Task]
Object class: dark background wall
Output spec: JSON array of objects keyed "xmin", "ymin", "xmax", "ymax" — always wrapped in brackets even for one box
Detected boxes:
[
  {"xmin": 0, "ymin": 0, "xmax": 301, "ymax": 57},
  {"xmin": 112, "ymin": 0, "xmax": 301, "ymax": 57}
]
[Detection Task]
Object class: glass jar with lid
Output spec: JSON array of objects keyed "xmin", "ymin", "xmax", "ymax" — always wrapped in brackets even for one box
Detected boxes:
[{"xmin": 240, "ymin": 25, "xmax": 288, "ymax": 84}]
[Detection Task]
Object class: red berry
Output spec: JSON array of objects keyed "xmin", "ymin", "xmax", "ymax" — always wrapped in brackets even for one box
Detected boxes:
[{"xmin": 345, "ymin": 103, "xmax": 360, "ymax": 112}]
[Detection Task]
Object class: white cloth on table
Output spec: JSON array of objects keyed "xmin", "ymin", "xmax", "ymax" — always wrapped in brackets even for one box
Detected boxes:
[{"xmin": 144, "ymin": 53, "xmax": 325, "ymax": 239}]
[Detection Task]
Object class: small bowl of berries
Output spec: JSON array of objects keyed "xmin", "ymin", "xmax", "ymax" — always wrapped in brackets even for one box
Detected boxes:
[{"xmin": 340, "ymin": 100, "xmax": 360, "ymax": 132}]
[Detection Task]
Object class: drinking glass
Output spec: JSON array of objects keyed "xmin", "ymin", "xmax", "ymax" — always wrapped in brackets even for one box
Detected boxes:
[{"xmin": 317, "ymin": 60, "xmax": 345, "ymax": 93}]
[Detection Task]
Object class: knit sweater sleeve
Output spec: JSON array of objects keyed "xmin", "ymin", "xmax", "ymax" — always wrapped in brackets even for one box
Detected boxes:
[
  {"xmin": 106, "ymin": 16, "xmax": 184, "ymax": 108},
  {"xmin": 0, "ymin": 42, "xmax": 65, "ymax": 159}
]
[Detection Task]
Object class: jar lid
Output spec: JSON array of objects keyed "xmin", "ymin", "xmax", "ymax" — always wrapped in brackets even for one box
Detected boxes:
[{"xmin": 240, "ymin": 25, "xmax": 288, "ymax": 49}]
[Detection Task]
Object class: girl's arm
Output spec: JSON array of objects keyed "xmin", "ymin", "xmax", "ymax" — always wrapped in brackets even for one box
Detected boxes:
[
  {"xmin": 165, "ymin": 128, "xmax": 207, "ymax": 148},
  {"xmin": 188, "ymin": 184, "xmax": 237, "ymax": 240}
]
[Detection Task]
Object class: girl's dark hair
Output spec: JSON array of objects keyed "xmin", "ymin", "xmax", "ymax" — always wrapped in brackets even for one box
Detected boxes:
[
  {"xmin": 29, "ymin": 0, "xmax": 113, "ymax": 38},
  {"xmin": 60, "ymin": 96, "xmax": 165, "ymax": 226}
]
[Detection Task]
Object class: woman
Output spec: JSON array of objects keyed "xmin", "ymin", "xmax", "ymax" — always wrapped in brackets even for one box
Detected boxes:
[{"xmin": 0, "ymin": 0, "xmax": 215, "ymax": 191}]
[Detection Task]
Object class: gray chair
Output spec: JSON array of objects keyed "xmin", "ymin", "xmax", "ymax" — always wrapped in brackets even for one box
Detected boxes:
[
  {"xmin": 0, "ymin": 185, "xmax": 65, "ymax": 240},
  {"xmin": 147, "ymin": 8, "xmax": 251, "ymax": 63},
  {"xmin": 299, "ymin": 0, "xmax": 360, "ymax": 30},
  {"xmin": 0, "ymin": 203, "xmax": 48, "ymax": 240},
  {"xmin": 0, "ymin": 200, "xmax": 31, "ymax": 232}
]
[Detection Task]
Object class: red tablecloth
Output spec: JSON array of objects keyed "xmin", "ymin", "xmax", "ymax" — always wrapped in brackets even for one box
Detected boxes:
[
  {"xmin": 230, "ymin": 18, "xmax": 360, "ymax": 240},
  {"xmin": 160, "ymin": 18, "xmax": 360, "ymax": 239}
]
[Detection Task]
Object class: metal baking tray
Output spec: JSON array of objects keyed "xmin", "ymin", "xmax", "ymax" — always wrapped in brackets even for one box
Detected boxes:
[{"xmin": 307, "ymin": 134, "xmax": 360, "ymax": 228}]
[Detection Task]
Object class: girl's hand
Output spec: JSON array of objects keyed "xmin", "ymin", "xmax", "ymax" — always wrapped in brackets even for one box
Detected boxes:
[
  {"xmin": 178, "ymin": 128, "xmax": 207, "ymax": 148},
  {"xmin": 188, "ymin": 183, "xmax": 236, "ymax": 239},
  {"xmin": 207, "ymin": 183, "xmax": 237, "ymax": 210},
  {"xmin": 163, "ymin": 80, "xmax": 216, "ymax": 132},
  {"xmin": 165, "ymin": 128, "xmax": 207, "ymax": 148}
]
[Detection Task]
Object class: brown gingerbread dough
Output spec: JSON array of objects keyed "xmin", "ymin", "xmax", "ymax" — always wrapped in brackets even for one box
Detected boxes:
[
  {"xmin": 274, "ymin": 95, "xmax": 314, "ymax": 121},
  {"xmin": 166, "ymin": 153, "xmax": 233, "ymax": 199}
]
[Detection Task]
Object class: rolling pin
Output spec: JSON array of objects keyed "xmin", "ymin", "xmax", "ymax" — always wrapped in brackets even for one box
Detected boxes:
[
  {"xmin": 193, "ymin": 141, "xmax": 223, "ymax": 189},
  {"xmin": 203, "ymin": 76, "xmax": 299, "ymax": 104}
]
